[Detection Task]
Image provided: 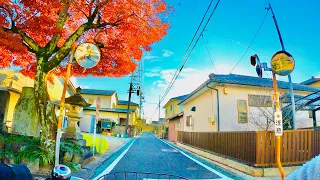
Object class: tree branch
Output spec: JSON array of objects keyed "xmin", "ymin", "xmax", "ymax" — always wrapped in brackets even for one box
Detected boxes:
[
  {"xmin": 46, "ymin": 0, "xmax": 72, "ymax": 55},
  {"xmin": 3, "ymin": 25, "xmax": 41, "ymax": 53},
  {"xmin": 45, "ymin": 23, "xmax": 91, "ymax": 72}
]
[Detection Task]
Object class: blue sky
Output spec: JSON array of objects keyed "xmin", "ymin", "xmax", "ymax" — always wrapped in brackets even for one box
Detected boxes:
[{"xmin": 73, "ymin": 0, "xmax": 320, "ymax": 122}]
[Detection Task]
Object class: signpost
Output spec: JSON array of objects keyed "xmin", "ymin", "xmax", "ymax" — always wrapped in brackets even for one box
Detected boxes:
[{"xmin": 93, "ymin": 97, "xmax": 101, "ymax": 156}]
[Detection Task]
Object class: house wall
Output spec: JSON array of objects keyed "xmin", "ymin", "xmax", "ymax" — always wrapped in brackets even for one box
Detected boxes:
[
  {"xmin": 164, "ymin": 99, "xmax": 182, "ymax": 119},
  {"xmin": 82, "ymin": 94, "xmax": 112, "ymax": 108},
  {"xmin": 182, "ymin": 83, "xmax": 317, "ymax": 132},
  {"xmin": 308, "ymin": 81, "xmax": 320, "ymax": 87},
  {"xmin": 116, "ymin": 104, "xmax": 139, "ymax": 111},
  {"xmin": 168, "ymin": 117, "xmax": 183, "ymax": 142},
  {"xmin": 0, "ymin": 70, "xmax": 72, "ymax": 132}
]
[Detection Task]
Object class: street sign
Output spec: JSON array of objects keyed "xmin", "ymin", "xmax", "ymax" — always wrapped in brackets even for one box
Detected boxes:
[
  {"xmin": 274, "ymin": 111, "xmax": 283, "ymax": 136},
  {"xmin": 271, "ymin": 51, "xmax": 294, "ymax": 76}
]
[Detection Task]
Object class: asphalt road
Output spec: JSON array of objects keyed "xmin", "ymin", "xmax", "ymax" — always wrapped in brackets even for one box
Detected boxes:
[{"xmin": 94, "ymin": 132, "xmax": 236, "ymax": 180}]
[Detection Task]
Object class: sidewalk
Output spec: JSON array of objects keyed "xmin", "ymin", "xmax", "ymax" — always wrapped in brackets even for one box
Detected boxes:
[
  {"xmin": 71, "ymin": 134, "xmax": 132, "ymax": 179},
  {"xmin": 165, "ymin": 140, "xmax": 283, "ymax": 180}
]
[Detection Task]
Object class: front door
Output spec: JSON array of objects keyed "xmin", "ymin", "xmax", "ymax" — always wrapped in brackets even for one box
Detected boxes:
[{"xmin": 0, "ymin": 91, "xmax": 10, "ymax": 131}]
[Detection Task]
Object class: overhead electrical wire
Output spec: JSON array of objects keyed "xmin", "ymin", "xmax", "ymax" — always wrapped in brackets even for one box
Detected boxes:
[
  {"xmin": 150, "ymin": 0, "xmax": 221, "ymax": 120},
  {"xmin": 229, "ymin": 9, "xmax": 269, "ymax": 74},
  {"xmin": 160, "ymin": 0, "xmax": 221, "ymax": 104},
  {"xmin": 202, "ymin": 35, "xmax": 218, "ymax": 73}
]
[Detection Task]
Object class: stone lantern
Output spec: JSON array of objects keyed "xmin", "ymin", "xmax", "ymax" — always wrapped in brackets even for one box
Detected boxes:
[{"xmin": 62, "ymin": 87, "xmax": 91, "ymax": 140}]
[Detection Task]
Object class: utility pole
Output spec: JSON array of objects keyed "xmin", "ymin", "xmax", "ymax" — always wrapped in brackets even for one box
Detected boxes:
[
  {"xmin": 125, "ymin": 73, "xmax": 133, "ymax": 136},
  {"xmin": 158, "ymin": 95, "xmax": 161, "ymax": 121}
]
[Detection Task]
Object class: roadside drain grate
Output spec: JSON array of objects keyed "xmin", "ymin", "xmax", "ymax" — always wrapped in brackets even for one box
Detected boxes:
[{"xmin": 161, "ymin": 149, "xmax": 178, "ymax": 152}]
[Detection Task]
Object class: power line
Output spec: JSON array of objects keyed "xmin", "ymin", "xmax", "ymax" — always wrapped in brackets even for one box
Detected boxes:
[
  {"xmin": 229, "ymin": 9, "xmax": 269, "ymax": 74},
  {"xmin": 159, "ymin": 0, "xmax": 217, "ymax": 105},
  {"xmin": 159, "ymin": 0, "xmax": 221, "ymax": 104},
  {"xmin": 202, "ymin": 35, "xmax": 218, "ymax": 73}
]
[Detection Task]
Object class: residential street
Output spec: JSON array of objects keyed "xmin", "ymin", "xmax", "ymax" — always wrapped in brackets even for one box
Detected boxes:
[{"xmin": 93, "ymin": 132, "xmax": 238, "ymax": 180}]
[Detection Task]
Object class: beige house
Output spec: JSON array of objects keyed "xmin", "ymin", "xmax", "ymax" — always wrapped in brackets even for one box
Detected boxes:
[
  {"xmin": 178, "ymin": 73, "xmax": 320, "ymax": 132},
  {"xmin": 163, "ymin": 95, "xmax": 188, "ymax": 142},
  {"xmin": 79, "ymin": 89, "xmax": 139, "ymax": 133},
  {"xmin": 0, "ymin": 69, "xmax": 75, "ymax": 132}
]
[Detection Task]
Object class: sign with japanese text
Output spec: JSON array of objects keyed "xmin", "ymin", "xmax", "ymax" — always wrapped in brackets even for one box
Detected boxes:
[{"xmin": 274, "ymin": 111, "xmax": 283, "ymax": 136}]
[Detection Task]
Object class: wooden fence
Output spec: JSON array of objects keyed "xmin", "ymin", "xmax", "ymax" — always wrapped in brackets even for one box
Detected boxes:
[{"xmin": 177, "ymin": 129, "xmax": 320, "ymax": 167}]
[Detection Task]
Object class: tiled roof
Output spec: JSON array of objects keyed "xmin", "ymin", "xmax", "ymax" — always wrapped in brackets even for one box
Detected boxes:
[
  {"xmin": 211, "ymin": 74, "xmax": 320, "ymax": 92},
  {"xmin": 81, "ymin": 89, "xmax": 116, "ymax": 96},
  {"xmin": 172, "ymin": 94, "xmax": 189, "ymax": 100},
  {"xmin": 151, "ymin": 118, "xmax": 165, "ymax": 125},
  {"xmin": 163, "ymin": 94, "xmax": 189, "ymax": 107},
  {"xmin": 84, "ymin": 107, "xmax": 134, "ymax": 113},
  {"xmin": 179, "ymin": 74, "xmax": 320, "ymax": 105},
  {"xmin": 118, "ymin": 100, "xmax": 139, "ymax": 106},
  {"xmin": 300, "ymin": 76, "xmax": 320, "ymax": 85}
]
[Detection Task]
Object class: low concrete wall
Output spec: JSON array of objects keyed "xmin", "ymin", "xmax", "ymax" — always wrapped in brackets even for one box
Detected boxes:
[{"xmin": 177, "ymin": 142, "xmax": 301, "ymax": 177}]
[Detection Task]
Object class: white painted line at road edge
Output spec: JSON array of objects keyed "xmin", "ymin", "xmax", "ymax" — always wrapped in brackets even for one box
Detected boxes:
[
  {"xmin": 91, "ymin": 137, "xmax": 138, "ymax": 180},
  {"xmin": 156, "ymin": 136, "xmax": 233, "ymax": 180}
]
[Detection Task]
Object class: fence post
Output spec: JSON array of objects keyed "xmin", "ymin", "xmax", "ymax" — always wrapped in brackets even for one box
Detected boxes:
[{"xmin": 256, "ymin": 131, "xmax": 260, "ymax": 165}]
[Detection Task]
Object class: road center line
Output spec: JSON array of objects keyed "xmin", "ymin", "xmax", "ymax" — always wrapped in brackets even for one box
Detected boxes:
[
  {"xmin": 92, "ymin": 137, "xmax": 138, "ymax": 180},
  {"xmin": 157, "ymin": 136, "xmax": 232, "ymax": 180}
]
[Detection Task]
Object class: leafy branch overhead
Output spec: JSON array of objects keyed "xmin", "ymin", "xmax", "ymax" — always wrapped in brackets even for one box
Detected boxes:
[{"xmin": 0, "ymin": 0, "xmax": 170, "ymax": 78}]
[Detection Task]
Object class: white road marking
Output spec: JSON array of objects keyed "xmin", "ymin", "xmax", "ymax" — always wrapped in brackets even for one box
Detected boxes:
[
  {"xmin": 92, "ymin": 137, "xmax": 138, "ymax": 180},
  {"xmin": 157, "ymin": 136, "xmax": 233, "ymax": 180}
]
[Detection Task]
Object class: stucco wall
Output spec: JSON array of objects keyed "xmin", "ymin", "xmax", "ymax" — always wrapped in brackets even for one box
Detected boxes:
[
  {"xmin": 168, "ymin": 117, "xmax": 183, "ymax": 142},
  {"xmin": 164, "ymin": 99, "xmax": 182, "ymax": 119},
  {"xmin": 82, "ymin": 94, "xmax": 111, "ymax": 108},
  {"xmin": 182, "ymin": 83, "xmax": 317, "ymax": 132}
]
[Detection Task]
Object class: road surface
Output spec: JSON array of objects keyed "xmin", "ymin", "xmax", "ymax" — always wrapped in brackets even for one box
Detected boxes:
[{"xmin": 93, "ymin": 132, "xmax": 240, "ymax": 180}]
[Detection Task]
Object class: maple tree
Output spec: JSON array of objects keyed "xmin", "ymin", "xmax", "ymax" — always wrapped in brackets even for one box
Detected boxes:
[{"xmin": 0, "ymin": 0, "xmax": 169, "ymax": 161}]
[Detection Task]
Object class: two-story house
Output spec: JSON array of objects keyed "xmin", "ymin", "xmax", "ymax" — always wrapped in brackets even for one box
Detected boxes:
[
  {"xmin": 163, "ymin": 94, "xmax": 188, "ymax": 142},
  {"xmin": 79, "ymin": 89, "xmax": 139, "ymax": 134}
]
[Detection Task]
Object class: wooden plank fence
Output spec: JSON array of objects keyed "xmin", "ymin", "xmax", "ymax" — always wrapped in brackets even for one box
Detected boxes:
[{"xmin": 177, "ymin": 129, "xmax": 320, "ymax": 167}]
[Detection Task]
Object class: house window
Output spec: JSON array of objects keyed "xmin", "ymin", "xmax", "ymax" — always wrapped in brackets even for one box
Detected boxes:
[
  {"xmin": 186, "ymin": 115, "xmax": 193, "ymax": 127},
  {"xmin": 248, "ymin": 94, "xmax": 272, "ymax": 107},
  {"xmin": 165, "ymin": 109, "xmax": 167, "ymax": 114},
  {"xmin": 179, "ymin": 105, "xmax": 183, "ymax": 111},
  {"xmin": 170, "ymin": 104, "xmax": 173, "ymax": 111},
  {"xmin": 237, "ymin": 100, "xmax": 248, "ymax": 123}
]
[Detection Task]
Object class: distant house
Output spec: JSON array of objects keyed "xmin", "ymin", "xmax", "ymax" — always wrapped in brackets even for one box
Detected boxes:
[
  {"xmin": 79, "ymin": 89, "xmax": 139, "ymax": 134},
  {"xmin": 301, "ymin": 76, "xmax": 320, "ymax": 87},
  {"xmin": 163, "ymin": 94, "xmax": 188, "ymax": 142},
  {"xmin": 177, "ymin": 73, "xmax": 320, "ymax": 132},
  {"xmin": 0, "ymin": 69, "xmax": 75, "ymax": 132}
]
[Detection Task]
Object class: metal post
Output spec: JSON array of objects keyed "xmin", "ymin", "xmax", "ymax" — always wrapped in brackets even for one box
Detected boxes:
[
  {"xmin": 54, "ymin": 43, "xmax": 77, "ymax": 166},
  {"xmin": 269, "ymin": 3, "xmax": 296, "ymax": 129},
  {"xmin": 272, "ymin": 73, "xmax": 285, "ymax": 180},
  {"xmin": 125, "ymin": 74, "xmax": 134, "ymax": 136}
]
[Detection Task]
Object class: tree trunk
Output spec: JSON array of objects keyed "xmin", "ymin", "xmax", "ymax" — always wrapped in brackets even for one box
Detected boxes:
[{"xmin": 34, "ymin": 56, "xmax": 57, "ymax": 164}]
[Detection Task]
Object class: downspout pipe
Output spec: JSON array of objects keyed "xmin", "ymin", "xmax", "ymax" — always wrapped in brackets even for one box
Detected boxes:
[{"xmin": 206, "ymin": 81, "xmax": 220, "ymax": 131}]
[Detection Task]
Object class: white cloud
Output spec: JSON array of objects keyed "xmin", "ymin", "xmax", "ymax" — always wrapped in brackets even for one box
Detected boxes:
[
  {"xmin": 162, "ymin": 49, "xmax": 174, "ymax": 57},
  {"xmin": 144, "ymin": 55, "xmax": 160, "ymax": 60}
]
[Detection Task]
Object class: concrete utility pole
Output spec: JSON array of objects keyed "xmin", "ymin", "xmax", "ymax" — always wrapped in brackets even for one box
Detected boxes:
[{"xmin": 125, "ymin": 73, "xmax": 134, "ymax": 136}]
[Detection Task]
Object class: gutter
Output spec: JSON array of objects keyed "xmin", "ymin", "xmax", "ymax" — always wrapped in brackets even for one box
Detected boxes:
[{"xmin": 206, "ymin": 81, "xmax": 220, "ymax": 132}]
